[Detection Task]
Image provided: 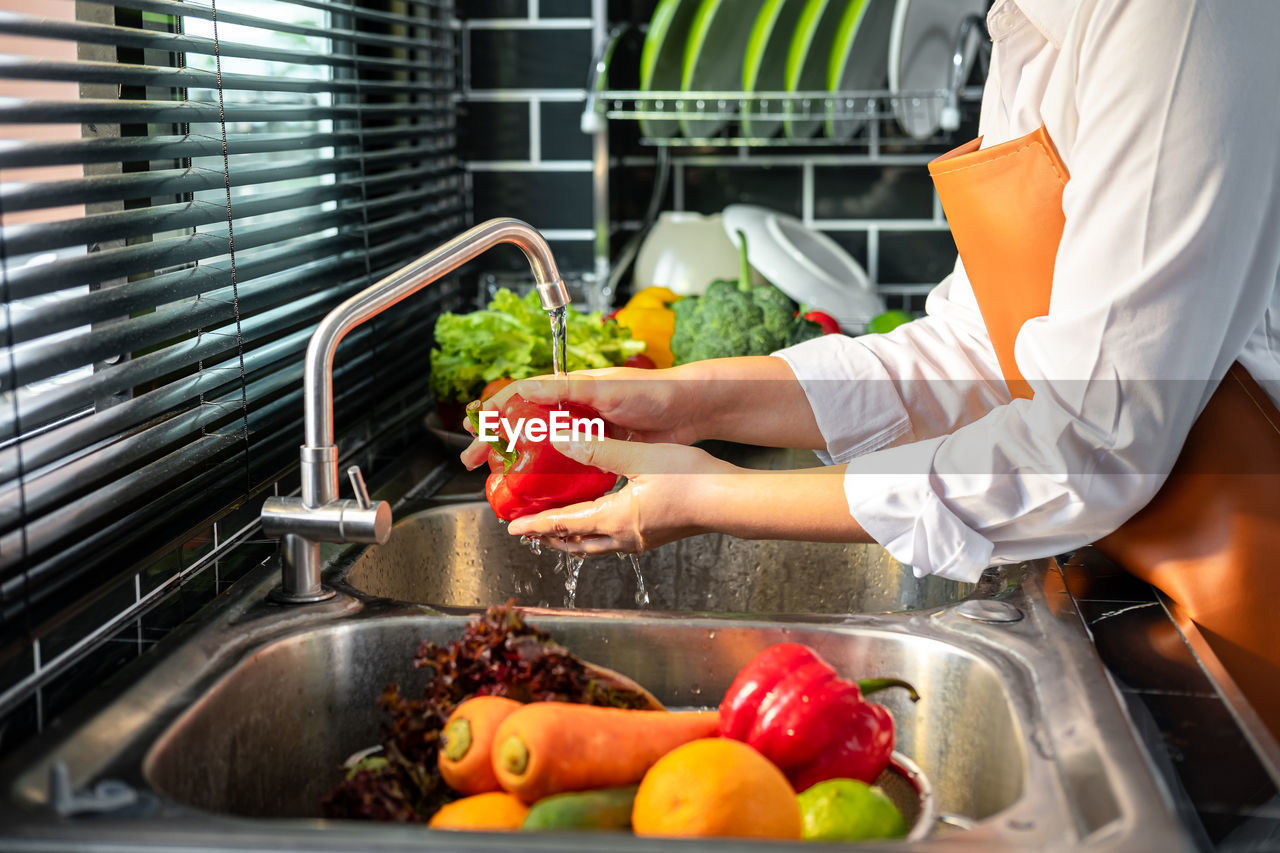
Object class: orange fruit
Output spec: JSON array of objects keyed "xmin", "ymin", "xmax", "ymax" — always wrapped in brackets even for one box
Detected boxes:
[
  {"xmin": 631, "ymin": 738, "xmax": 802, "ymax": 840},
  {"xmin": 427, "ymin": 791, "xmax": 529, "ymax": 831}
]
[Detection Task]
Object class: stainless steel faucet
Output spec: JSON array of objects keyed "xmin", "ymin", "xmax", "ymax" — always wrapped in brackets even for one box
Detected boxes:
[{"xmin": 260, "ymin": 218, "xmax": 571, "ymax": 604}]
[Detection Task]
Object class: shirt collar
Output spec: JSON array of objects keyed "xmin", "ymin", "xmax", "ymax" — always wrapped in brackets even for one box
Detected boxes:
[{"xmin": 997, "ymin": 0, "xmax": 1079, "ymax": 48}]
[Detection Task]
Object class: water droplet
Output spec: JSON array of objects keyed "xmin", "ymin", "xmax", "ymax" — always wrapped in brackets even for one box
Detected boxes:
[
  {"xmin": 562, "ymin": 555, "xmax": 585, "ymax": 607},
  {"xmin": 628, "ymin": 554, "xmax": 650, "ymax": 609}
]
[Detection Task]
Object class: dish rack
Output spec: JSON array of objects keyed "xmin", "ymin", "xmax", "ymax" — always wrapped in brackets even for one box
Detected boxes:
[
  {"xmin": 591, "ymin": 87, "xmax": 983, "ymax": 148},
  {"xmin": 578, "ymin": 22, "xmax": 987, "ymax": 309}
]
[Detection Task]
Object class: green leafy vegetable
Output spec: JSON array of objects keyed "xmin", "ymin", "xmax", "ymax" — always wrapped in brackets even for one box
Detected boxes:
[{"xmin": 429, "ymin": 289, "xmax": 646, "ymax": 404}]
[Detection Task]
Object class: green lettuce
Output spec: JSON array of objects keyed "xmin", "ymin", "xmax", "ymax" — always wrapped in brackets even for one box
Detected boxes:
[{"xmin": 429, "ymin": 289, "xmax": 645, "ymax": 404}]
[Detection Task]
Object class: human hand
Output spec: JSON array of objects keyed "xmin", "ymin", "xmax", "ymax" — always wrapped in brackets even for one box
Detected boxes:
[
  {"xmin": 504, "ymin": 434, "xmax": 736, "ymax": 555},
  {"xmin": 460, "ymin": 367, "xmax": 697, "ymax": 470}
]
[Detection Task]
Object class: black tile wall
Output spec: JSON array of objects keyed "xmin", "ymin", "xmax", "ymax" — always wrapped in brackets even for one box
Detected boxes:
[
  {"xmin": 464, "ymin": 10, "xmax": 596, "ymax": 274},
  {"xmin": 468, "ymin": 29, "xmax": 592, "ymax": 90},
  {"xmin": 40, "ymin": 625, "xmax": 141, "ymax": 730},
  {"xmin": 461, "ymin": 0, "xmax": 527, "ymax": 18},
  {"xmin": 813, "ymin": 165, "xmax": 936, "ymax": 220},
  {"xmin": 681, "ymin": 165, "xmax": 805, "ymax": 217},
  {"xmin": 461, "ymin": 101, "xmax": 530, "ymax": 161},
  {"xmin": 39, "ymin": 571, "xmax": 136, "ymax": 660},
  {"xmin": 0, "ymin": 643, "xmax": 32, "ymax": 704},
  {"xmin": 0, "ymin": 697, "xmax": 37, "ymax": 757},
  {"xmin": 541, "ymin": 101, "xmax": 593, "ymax": 160},
  {"xmin": 541, "ymin": 0, "xmax": 592, "ymax": 16},
  {"xmin": 471, "ymin": 170, "xmax": 593, "ymax": 229},
  {"xmin": 879, "ymin": 229, "xmax": 958, "ymax": 284},
  {"xmin": 824, "ymin": 230, "xmax": 870, "ymax": 272}
]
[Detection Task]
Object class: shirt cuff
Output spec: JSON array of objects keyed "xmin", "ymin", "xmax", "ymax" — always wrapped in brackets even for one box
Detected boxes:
[
  {"xmin": 843, "ymin": 438, "xmax": 995, "ymax": 583},
  {"xmin": 771, "ymin": 336, "xmax": 912, "ymax": 465}
]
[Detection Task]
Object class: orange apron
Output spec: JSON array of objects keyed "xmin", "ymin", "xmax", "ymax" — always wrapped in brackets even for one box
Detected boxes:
[{"xmin": 929, "ymin": 128, "xmax": 1280, "ymax": 736}]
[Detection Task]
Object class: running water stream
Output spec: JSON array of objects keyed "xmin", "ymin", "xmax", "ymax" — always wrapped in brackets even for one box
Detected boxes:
[{"xmin": 515, "ymin": 305, "xmax": 650, "ymax": 608}]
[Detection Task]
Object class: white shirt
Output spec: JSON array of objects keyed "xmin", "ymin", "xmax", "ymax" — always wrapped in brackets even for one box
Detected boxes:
[{"xmin": 775, "ymin": 0, "xmax": 1280, "ymax": 583}]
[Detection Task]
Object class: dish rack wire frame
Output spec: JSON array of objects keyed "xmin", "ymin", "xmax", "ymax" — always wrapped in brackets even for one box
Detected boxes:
[{"xmin": 579, "ymin": 6, "xmax": 988, "ymax": 311}]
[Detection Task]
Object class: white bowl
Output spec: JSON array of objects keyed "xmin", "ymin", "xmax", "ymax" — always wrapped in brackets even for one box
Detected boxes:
[{"xmin": 634, "ymin": 211, "xmax": 764, "ymax": 296}]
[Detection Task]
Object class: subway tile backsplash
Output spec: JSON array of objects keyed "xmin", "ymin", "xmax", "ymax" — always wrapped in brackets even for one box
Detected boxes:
[{"xmin": 461, "ymin": 3, "xmax": 959, "ymax": 313}]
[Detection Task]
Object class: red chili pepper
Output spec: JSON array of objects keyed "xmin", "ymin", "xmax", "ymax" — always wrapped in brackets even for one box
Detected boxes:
[
  {"xmin": 717, "ymin": 643, "xmax": 918, "ymax": 791},
  {"xmin": 466, "ymin": 395, "xmax": 618, "ymax": 521}
]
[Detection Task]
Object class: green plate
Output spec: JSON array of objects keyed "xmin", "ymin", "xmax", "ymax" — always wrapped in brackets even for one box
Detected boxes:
[
  {"xmin": 825, "ymin": 0, "xmax": 894, "ymax": 140},
  {"xmin": 741, "ymin": 0, "xmax": 807, "ymax": 139},
  {"xmin": 639, "ymin": 0, "xmax": 701, "ymax": 139},
  {"xmin": 784, "ymin": 0, "xmax": 852, "ymax": 139},
  {"xmin": 679, "ymin": 0, "xmax": 769, "ymax": 140}
]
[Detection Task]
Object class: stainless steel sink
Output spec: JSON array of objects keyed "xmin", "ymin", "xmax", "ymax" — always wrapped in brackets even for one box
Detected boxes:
[
  {"xmin": 338, "ymin": 502, "xmax": 1016, "ymax": 613},
  {"xmin": 0, "ymin": 556, "xmax": 1192, "ymax": 852},
  {"xmin": 143, "ymin": 616, "xmax": 1022, "ymax": 822}
]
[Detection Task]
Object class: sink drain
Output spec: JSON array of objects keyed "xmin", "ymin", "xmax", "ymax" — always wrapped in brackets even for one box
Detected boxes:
[{"xmin": 956, "ymin": 599, "xmax": 1024, "ymax": 623}]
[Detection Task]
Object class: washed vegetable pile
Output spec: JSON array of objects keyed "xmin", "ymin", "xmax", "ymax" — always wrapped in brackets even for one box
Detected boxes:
[
  {"xmin": 429, "ymin": 289, "xmax": 645, "ymax": 409},
  {"xmin": 323, "ymin": 605, "xmax": 919, "ymax": 843}
]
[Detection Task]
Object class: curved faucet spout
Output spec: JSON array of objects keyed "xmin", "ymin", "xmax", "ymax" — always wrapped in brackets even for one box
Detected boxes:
[
  {"xmin": 262, "ymin": 218, "xmax": 568, "ymax": 604},
  {"xmin": 305, "ymin": 218, "xmax": 568, "ymax": 458}
]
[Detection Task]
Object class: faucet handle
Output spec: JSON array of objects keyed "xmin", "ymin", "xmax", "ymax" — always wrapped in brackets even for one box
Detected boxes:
[{"xmin": 347, "ymin": 465, "xmax": 372, "ymax": 509}]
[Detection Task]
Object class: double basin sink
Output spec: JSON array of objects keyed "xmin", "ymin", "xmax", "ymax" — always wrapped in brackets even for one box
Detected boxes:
[{"xmin": 0, "ymin": 499, "xmax": 1190, "ymax": 851}]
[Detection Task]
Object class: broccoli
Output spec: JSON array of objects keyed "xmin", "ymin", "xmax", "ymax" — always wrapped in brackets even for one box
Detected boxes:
[{"xmin": 670, "ymin": 229, "xmax": 821, "ymax": 365}]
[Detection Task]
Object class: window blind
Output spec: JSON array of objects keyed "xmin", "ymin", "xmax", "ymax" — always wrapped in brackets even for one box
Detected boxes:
[{"xmin": 0, "ymin": 0, "xmax": 463, "ymax": 633}]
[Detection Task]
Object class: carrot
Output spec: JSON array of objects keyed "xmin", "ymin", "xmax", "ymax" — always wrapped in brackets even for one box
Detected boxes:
[
  {"xmin": 438, "ymin": 695, "xmax": 523, "ymax": 795},
  {"xmin": 491, "ymin": 703, "xmax": 720, "ymax": 803}
]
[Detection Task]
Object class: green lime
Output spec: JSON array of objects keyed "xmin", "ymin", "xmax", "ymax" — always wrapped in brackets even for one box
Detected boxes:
[
  {"xmin": 866, "ymin": 310, "xmax": 914, "ymax": 335},
  {"xmin": 796, "ymin": 778, "xmax": 909, "ymax": 842}
]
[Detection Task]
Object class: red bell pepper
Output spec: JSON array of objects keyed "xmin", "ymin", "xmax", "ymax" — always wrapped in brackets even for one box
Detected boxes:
[
  {"xmin": 718, "ymin": 643, "xmax": 918, "ymax": 791},
  {"xmin": 466, "ymin": 395, "xmax": 618, "ymax": 522},
  {"xmin": 802, "ymin": 310, "xmax": 841, "ymax": 335}
]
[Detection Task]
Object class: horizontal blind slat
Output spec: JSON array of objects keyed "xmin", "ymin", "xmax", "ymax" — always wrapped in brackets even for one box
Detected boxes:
[
  {"xmin": 74, "ymin": 0, "xmax": 456, "ymax": 54},
  {"xmin": 0, "ymin": 178, "xmax": 460, "ymax": 294},
  {"xmin": 0, "ymin": 126, "xmax": 450, "ymax": 169},
  {"xmin": 0, "ymin": 12, "xmax": 455, "ymax": 76},
  {"xmin": 0, "ymin": 96, "xmax": 449, "ymax": 127},
  {"xmin": 6, "ymin": 199, "xmax": 456, "ymax": 343},
  {"xmin": 0, "ymin": 330, "xmax": 441, "ymax": 575},
  {"xmin": 0, "ymin": 57, "xmax": 445, "ymax": 99},
  {"xmin": 0, "ymin": 300, "xmax": 439, "ymax": 516},
  {"xmin": 0, "ymin": 362, "xmax": 441, "ymax": 629},
  {"xmin": 0, "ymin": 148, "xmax": 452, "ymax": 214},
  {"xmin": 0, "ymin": 326, "xmax": 312, "ymax": 483},
  {"xmin": 2, "ymin": 212, "xmax": 462, "ymax": 421}
]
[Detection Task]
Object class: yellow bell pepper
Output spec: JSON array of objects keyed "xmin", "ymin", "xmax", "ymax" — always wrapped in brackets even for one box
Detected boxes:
[
  {"xmin": 614, "ymin": 287, "xmax": 680, "ymax": 369},
  {"xmin": 627, "ymin": 285, "xmax": 681, "ymax": 310}
]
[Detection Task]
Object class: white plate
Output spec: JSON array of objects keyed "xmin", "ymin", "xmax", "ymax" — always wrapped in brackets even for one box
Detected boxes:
[
  {"xmin": 639, "ymin": 0, "xmax": 702, "ymax": 139},
  {"xmin": 888, "ymin": 0, "xmax": 985, "ymax": 140},
  {"xmin": 826, "ymin": 0, "xmax": 896, "ymax": 140},
  {"xmin": 783, "ymin": 0, "xmax": 850, "ymax": 140},
  {"xmin": 722, "ymin": 204, "xmax": 885, "ymax": 332},
  {"xmin": 680, "ymin": 0, "xmax": 769, "ymax": 140}
]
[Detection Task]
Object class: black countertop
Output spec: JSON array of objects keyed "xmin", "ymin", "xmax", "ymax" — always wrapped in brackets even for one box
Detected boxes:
[{"xmin": 1050, "ymin": 551, "xmax": 1280, "ymax": 852}]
